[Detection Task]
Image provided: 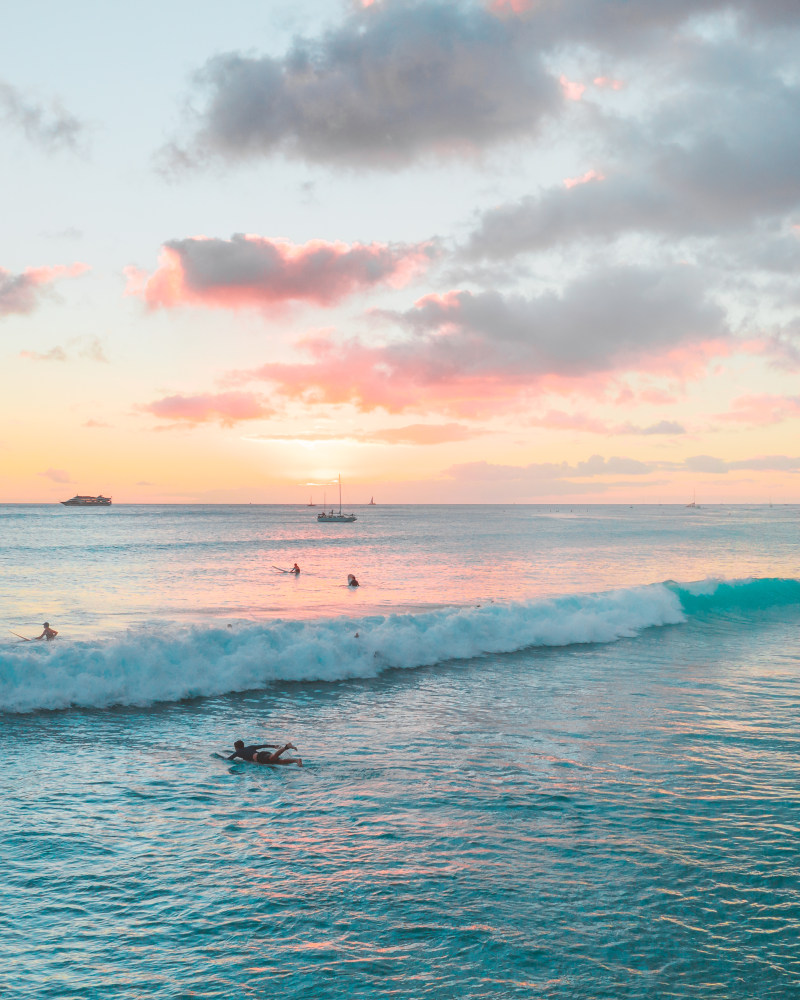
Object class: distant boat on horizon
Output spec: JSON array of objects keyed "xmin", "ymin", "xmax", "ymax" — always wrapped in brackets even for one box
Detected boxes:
[
  {"xmin": 317, "ymin": 475, "xmax": 357, "ymax": 523},
  {"xmin": 368, "ymin": 496, "xmax": 376, "ymax": 505},
  {"xmin": 61, "ymin": 495, "xmax": 112, "ymax": 506},
  {"xmin": 307, "ymin": 495, "xmax": 316, "ymax": 506},
  {"xmin": 685, "ymin": 491, "xmax": 699, "ymax": 508}
]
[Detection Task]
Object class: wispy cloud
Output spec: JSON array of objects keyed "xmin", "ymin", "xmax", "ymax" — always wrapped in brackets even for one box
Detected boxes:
[
  {"xmin": 39, "ymin": 468, "xmax": 72, "ymax": 483},
  {"xmin": 718, "ymin": 394, "xmax": 800, "ymax": 426},
  {"xmin": 141, "ymin": 391, "xmax": 274, "ymax": 427},
  {"xmin": 0, "ymin": 263, "xmax": 90, "ymax": 317},
  {"xmin": 0, "ymin": 80, "xmax": 88, "ymax": 153},
  {"xmin": 247, "ymin": 422, "xmax": 477, "ymax": 445},
  {"xmin": 19, "ymin": 347, "xmax": 68, "ymax": 362},
  {"xmin": 19, "ymin": 336, "xmax": 107, "ymax": 363},
  {"xmin": 527, "ymin": 411, "xmax": 685, "ymax": 435}
]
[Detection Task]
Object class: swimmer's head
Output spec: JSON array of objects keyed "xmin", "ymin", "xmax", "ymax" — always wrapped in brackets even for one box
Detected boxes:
[
  {"xmin": 43, "ymin": 622, "xmax": 49, "ymax": 628},
  {"xmin": 234, "ymin": 739, "xmax": 244, "ymax": 750}
]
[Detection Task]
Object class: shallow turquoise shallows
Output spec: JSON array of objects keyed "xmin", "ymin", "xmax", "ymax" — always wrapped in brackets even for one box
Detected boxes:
[{"xmin": 1, "ymin": 504, "xmax": 799, "ymax": 998}]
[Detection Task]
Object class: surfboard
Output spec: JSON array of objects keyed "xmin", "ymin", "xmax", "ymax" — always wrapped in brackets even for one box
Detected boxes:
[{"xmin": 272, "ymin": 566, "xmax": 290, "ymax": 573}]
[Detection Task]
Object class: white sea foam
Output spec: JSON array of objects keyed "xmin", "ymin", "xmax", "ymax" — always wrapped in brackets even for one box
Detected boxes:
[{"xmin": 0, "ymin": 582, "xmax": 687, "ymax": 713}]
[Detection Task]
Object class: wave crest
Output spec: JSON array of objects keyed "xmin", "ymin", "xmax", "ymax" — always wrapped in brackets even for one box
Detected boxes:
[{"xmin": 2, "ymin": 577, "xmax": 796, "ymax": 714}]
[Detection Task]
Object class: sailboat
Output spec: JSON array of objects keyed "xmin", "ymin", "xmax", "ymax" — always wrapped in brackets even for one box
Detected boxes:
[
  {"xmin": 307, "ymin": 495, "xmax": 316, "ymax": 507},
  {"xmin": 685, "ymin": 491, "xmax": 699, "ymax": 508},
  {"xmin": 368, "ymin": 496, "xmax": 376, "ymax": 505},
  {"xmin": 317, "ymin": 475, "xmax": 357, "ymax": 522}
]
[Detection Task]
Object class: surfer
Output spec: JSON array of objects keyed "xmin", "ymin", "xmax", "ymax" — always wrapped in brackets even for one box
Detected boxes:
[
  {"xmin": 290, "ymin": 563, "xmax": 300, "ymax": 575},
  {"xmin": 227, "ymin": 739, "xmax": 303, "ymax": 767},
  {"xmin": 347, "ymin": 574, "xmax": 359, "ymax": 587},
  {"xmin": 35, "ymin": 622, "xmax": 58, "ymax": 641}
]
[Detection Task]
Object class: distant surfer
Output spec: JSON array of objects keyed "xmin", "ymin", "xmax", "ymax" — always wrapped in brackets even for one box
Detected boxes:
[
  {"xmin": 290, "ymin": 563, "xmax": 300, "ymax": 575},
  {"xmin": 347, "ymin": 574, "xmax": 359, "ymax": 587},
  {"xmin": 227, "ymin": 739, "xmax": 303, "ymax": 767},
  {"xmin": 35, "ymin": 622, "xmax": 58, "ymax": 641}
]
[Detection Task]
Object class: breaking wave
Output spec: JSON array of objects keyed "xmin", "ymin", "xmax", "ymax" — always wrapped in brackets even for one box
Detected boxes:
[{"xmin": 1, "ymin": 577, "xmax": 797, "ymax": 713}]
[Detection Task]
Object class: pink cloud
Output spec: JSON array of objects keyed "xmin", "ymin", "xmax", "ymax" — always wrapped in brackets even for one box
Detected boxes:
[
  {"xmin": 141, "ymin": 391, "xmax": 274, "ymax": 427},
  {"xmin": 489, "ymin": 0, "xmax": 535, "ymax": 15},
  {"xmin": 127, "ymin": 234, "xmax": 433, "ymax": 312},
  {"xmin": 0, "ymin": 263, "xmax": 89, "ymax": 317},
  {"xmin": 559, "ymin": 74, "xmax": 585, "ymax": 101},
  {"xmin": 718, "ymin": 394, "xmax": 800, "ymax": 426},
  {"xmin": 19, "ymin": 347, "xmax": 68, "ymax": 362},
  {"xmin": 564, "ymin": 168, "xmax": 605, "ymax": 189},
  {"xmin": 593, "ymin": 76, "xmax": 625, "ymax": 91},
  {"xmin": 225, "ymin": 267, "xmax": 730, "ymax": 417}
]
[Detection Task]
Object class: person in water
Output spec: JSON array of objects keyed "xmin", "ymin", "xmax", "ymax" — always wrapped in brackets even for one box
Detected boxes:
[
  {"xmin": 227, "ymin": 740, "xmax": 302, "ymax": 767},
  {"xmin": 290, "ymin": 563, "xmax": 300, "ymax": 575},
  {"xmin": 35, "ymin": 622, "xmax": 58, "ymax": 641},
  {"xmin": 347, "ymin": 574, "xmax": 359, "ymax": 587}
]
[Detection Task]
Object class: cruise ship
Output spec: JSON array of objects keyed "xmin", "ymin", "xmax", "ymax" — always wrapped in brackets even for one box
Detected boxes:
[{"xmin": 60, "ymin": 495, "xmax": 112, "ymax": 506}]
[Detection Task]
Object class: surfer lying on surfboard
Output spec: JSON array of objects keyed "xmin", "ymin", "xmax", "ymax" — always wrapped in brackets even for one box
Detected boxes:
[{"xmin": 227, "ymin": 740, "xmax": 303, "ymax": 767}]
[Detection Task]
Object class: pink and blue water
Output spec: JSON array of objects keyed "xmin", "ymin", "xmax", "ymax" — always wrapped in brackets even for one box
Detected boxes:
[{"xmin": 1, "ymin": 503, "xmax": 799, "ymax": 997}]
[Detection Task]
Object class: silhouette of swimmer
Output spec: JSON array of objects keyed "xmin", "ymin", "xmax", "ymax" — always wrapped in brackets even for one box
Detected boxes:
[
  {"xmin": 347, "ymin": 574, "xmax": 359, "ymax": 587},
  {"xmin": 290, "ymin": 563, "xmax": 300, "ymax": 575},
  {"xmin": 35, "ymin": 622, "xmax": 58, "ymax": 641}
]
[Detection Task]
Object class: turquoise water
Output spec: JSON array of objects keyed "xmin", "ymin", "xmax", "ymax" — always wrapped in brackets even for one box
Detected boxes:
[{"xmin": 1, "ymin": 505, "xmax": 799, "ymax": 997}]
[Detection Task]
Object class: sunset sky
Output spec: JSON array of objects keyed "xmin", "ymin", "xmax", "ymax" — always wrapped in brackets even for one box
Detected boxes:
[{"xmin": 2, "ymin": 0, "xmax": 800, "ymax": 503}]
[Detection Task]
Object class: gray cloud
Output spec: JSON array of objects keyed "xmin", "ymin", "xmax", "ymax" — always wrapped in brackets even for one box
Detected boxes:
[
  {"xmin": 638, "ymin": 420, "xmax": 686, "ymax": 435},
  {"xmin": 134, "ymin": 233, "xmax": 434, "ymax": 308},
  {"xmin": 686, "ymin": 453, "xmax": 800, "ymax": 473},
  {"xmin": 0, "ymin": 80, "xmax": 86, "ymax": 152},
  {"xmin": 0, "ymin": 269, "xmax": 46, "ymax": 316},
  {"xmin": 466, "ymin": 67, "xmax": 800, "ymax": 258},
  {"xmin": 446, "ymin": 450, "xmax": 800, "ymax": 491},
  {"xmin": 166, "ymin": 1, "xmax": 561, "ymax": 169},
  {"xmin": 501, "ymin": 0, "xmax": 800, "ymax": 53},
  {"xmin": 388, "ymin": 264, "xmax": 726, "ymax": 379},
  {"xmin": 165, "ymin": 1, "xmax": 800, "ymax": 174},
  {"xmin": 233, "ymin": 263, "xmax": 728, "ymax": 416}
]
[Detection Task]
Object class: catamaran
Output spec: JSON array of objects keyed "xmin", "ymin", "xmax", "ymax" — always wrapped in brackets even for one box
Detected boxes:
[{"xmin": 317, "ymin": 475, "xmax": 357, "ymax": 522}]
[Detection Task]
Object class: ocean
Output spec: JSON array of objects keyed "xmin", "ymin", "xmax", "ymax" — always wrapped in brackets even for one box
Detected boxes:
[{"xmin": 1, "ymin": 503, "xmax": 799, "ymax": 998}]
